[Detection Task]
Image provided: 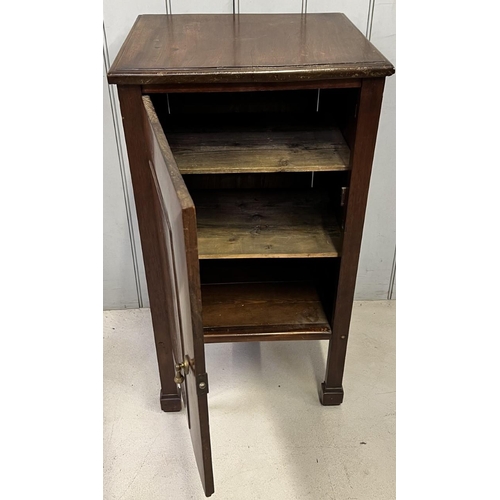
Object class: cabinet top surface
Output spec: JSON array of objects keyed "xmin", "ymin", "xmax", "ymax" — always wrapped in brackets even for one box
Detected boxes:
[{"xmin": 108, "ymin": 14, "xmax": 394, "ymax": 85}]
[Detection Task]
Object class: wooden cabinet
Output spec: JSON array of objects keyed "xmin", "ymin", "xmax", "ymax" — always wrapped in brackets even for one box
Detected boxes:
[{"xmin": 108, "ymin": 13, "xmax": 394, "ymax": 497}]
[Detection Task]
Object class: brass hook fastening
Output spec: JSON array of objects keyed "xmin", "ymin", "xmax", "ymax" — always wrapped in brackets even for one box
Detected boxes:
[{"xmin": 174, "ymin": 355, "xmax": 191, "ymax": 384}]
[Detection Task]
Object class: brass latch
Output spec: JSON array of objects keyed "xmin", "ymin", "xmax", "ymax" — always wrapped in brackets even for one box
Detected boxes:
[{"xmin": 174, "ymin": 355, "xmax": 191, "ymax": 385}]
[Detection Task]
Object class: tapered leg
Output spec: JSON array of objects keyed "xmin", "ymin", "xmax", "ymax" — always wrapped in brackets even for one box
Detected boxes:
[
  {"xmin": 321, "ymin": 78, "xmax": 386, "ymax": 406},
  {"xmin": 117, "ymin": 85, "xmax": 181, "ymax": 412}
]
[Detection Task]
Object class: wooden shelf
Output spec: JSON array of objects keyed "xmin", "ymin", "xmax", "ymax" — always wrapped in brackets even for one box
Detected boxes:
[
  {"xmin": 202, "ymin": 282, "xmax": 331, "ymax": 343},
  {"xmin": 167, "ymin": 115, "xmax": 350, "ymax": 174},
  {"xmin": 193, "ymin": 189, "xmax": 342, "ymax": 259}
]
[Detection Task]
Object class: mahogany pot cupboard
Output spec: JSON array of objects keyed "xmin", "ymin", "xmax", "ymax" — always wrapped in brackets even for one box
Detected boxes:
[{"xmin": 107, "ymin": 13, "xmax": 394, "ymax": 497}]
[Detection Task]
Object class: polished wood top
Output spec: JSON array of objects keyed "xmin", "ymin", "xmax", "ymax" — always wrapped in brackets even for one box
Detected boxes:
[{"xmin": 108, "ymin": 14, "xmax": 394, "ymax": 85}]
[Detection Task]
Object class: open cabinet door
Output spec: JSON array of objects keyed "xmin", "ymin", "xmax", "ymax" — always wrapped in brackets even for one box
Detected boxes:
[{"xmin": 143, "ymin": 95, "xmax": 215, "ymax": 497}]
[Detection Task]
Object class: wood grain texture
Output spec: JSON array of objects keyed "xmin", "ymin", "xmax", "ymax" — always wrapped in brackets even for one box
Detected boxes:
[
  {"xmin": 143, "ymin": 95, "xmax": 215, "ymax": 496},
  {"xmin": 168, "ymin": 122, "xmax": 350, "ymax": 175},
  {"xmin": 193, "ymin": 189, "xmax": 342, "ymax": 259},
  {"xmin": 202, "ymin": 283, "xmax": 331, "ymax": 343},
  {"xmin": 108, "ymin": 14, "xmax": 394, "ymax": 85}
]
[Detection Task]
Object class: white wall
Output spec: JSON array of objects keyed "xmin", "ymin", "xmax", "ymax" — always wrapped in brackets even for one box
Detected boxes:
[
  {"xmin": 103, "ymin": 0, "xmax": 396, "ymax": 309},
  {"xmin": 356, "ymin": 0, "xmax": 396, "ymax": 299},
  {"xmin": 103, "ymin": 59, "xmax": 140, "ymax": 309}
]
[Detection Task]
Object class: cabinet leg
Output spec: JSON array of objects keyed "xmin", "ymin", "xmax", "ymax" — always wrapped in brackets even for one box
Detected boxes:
[
  {"xmin": 320, "ymin": 78, "xmax": 386, "ymax": 407},
  {"xmin": 117, "ymin": 86, "xmax": 182, "ymax": 413},
  {"xmin": 320, "ymin": 383, "xmax": 344, "ymax": 406},
  {"xmin": 157, "ymin": 341, "xmax": 182, "ymax": 413},
  {"xmin": 321, "ymin": 328, "xmax": 348, "ymax": 406},
  {"xmin": 160, "ymin": 390, "xmax": 182, "ymax": 412}
]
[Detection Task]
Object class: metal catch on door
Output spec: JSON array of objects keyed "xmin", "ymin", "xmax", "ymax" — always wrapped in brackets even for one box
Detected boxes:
[{"xmin": 174, "ymin": 355, "xmax": 191, "ymax": 384}]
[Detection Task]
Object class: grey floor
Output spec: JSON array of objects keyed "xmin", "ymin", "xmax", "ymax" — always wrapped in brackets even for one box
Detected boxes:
[{"xmin": 104, "ymin": 301, "xmax": 395, "ymax": 500}]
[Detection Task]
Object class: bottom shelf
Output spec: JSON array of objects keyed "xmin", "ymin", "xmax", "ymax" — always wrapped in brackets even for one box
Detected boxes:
[{"xmin": 201, "ymin": 282, "xmax": 332, "ymax": 343}]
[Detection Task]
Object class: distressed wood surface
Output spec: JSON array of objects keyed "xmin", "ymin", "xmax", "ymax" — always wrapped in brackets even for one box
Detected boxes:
[
  {"xmin": 193, "ymin": 189, "xmax": 342, "ymax": 259},
  {"xmin": 143, "ymin": 95, "xmax": 215, "ymax": 496},
  {"xmin": 168, "ymin": 122, "xmax": 350, "ymax": 174},
  {"xmin": 202, "ymin": 282, "xmax": 331, "ymax": 343},
  {"xmin": 108, "ymin": 14, "xmax": 394, "ymax": 85}
]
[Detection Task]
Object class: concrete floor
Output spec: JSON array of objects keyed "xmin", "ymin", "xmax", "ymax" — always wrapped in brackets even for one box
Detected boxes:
[{"xmin": 104, "ymin": 301, "xmax": 395, "ymax": 500}]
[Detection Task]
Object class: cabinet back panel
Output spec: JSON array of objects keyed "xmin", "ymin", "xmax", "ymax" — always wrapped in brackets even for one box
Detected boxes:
[
  {"xmin": 183, "ymin": 172, "xmax": 312, "ymax": 190},
  {"xmin": 183, "ymin": 171, "xmax": 348, "ymax": 208},
  {"xmin": 150, "ymin": 89, "xmax": 358, "ymax": 124},
  {"xmin": 167, "ymin": 90, "xmax": 318, "ymax": 115},
  {"xmin": 319, "ymin": 88, "xmax": 359, "ymax": 149},
  {"xmin": 200, "ymin": 258, "xmax": 337, "ymax": 285},
  {"xmin": 199, "ymin": 258, "xmax": 338, "ymax": 326}
]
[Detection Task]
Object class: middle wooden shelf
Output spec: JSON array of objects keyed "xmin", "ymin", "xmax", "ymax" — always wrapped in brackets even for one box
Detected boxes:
[
  {"xmin": 165, "ymin": 112, "xmax": 351, "ymax": 175},
  {"xmin": 192, "ymin": 189, "xmax": 342, "ymax": 260}
]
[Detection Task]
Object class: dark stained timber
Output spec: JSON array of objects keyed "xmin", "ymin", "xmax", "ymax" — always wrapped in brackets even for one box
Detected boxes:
[
  {"xmin": 108, "ymin": 14, "xmax": 394, "ymax": 85},
  {"xmin": 108, "ymin": 12, "xmax": 394, "ymax": 497},
  {"xmin": 202, "ymin": 282, "xmax": 331, "ymax": 343}
]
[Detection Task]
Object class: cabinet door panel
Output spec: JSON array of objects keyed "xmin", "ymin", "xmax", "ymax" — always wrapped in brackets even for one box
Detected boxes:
[{"xmin": 143, "ymin": 95, "xmax": 214, "ymax": 497}]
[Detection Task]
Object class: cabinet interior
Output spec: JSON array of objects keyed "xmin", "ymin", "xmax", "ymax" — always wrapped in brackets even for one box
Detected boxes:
[{"xmin": 149, "ymin": 89, "xmax": 358, "ymax": 342}]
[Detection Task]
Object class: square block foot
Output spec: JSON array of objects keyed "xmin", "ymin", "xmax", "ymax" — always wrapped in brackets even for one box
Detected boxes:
[
  {"xmin": 320, "ymin": 383, "xmax": 344, "ymax": 406},
  {"xmin": 160, "ymin": 391, "xmax": 182, "ymax": 412}
]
